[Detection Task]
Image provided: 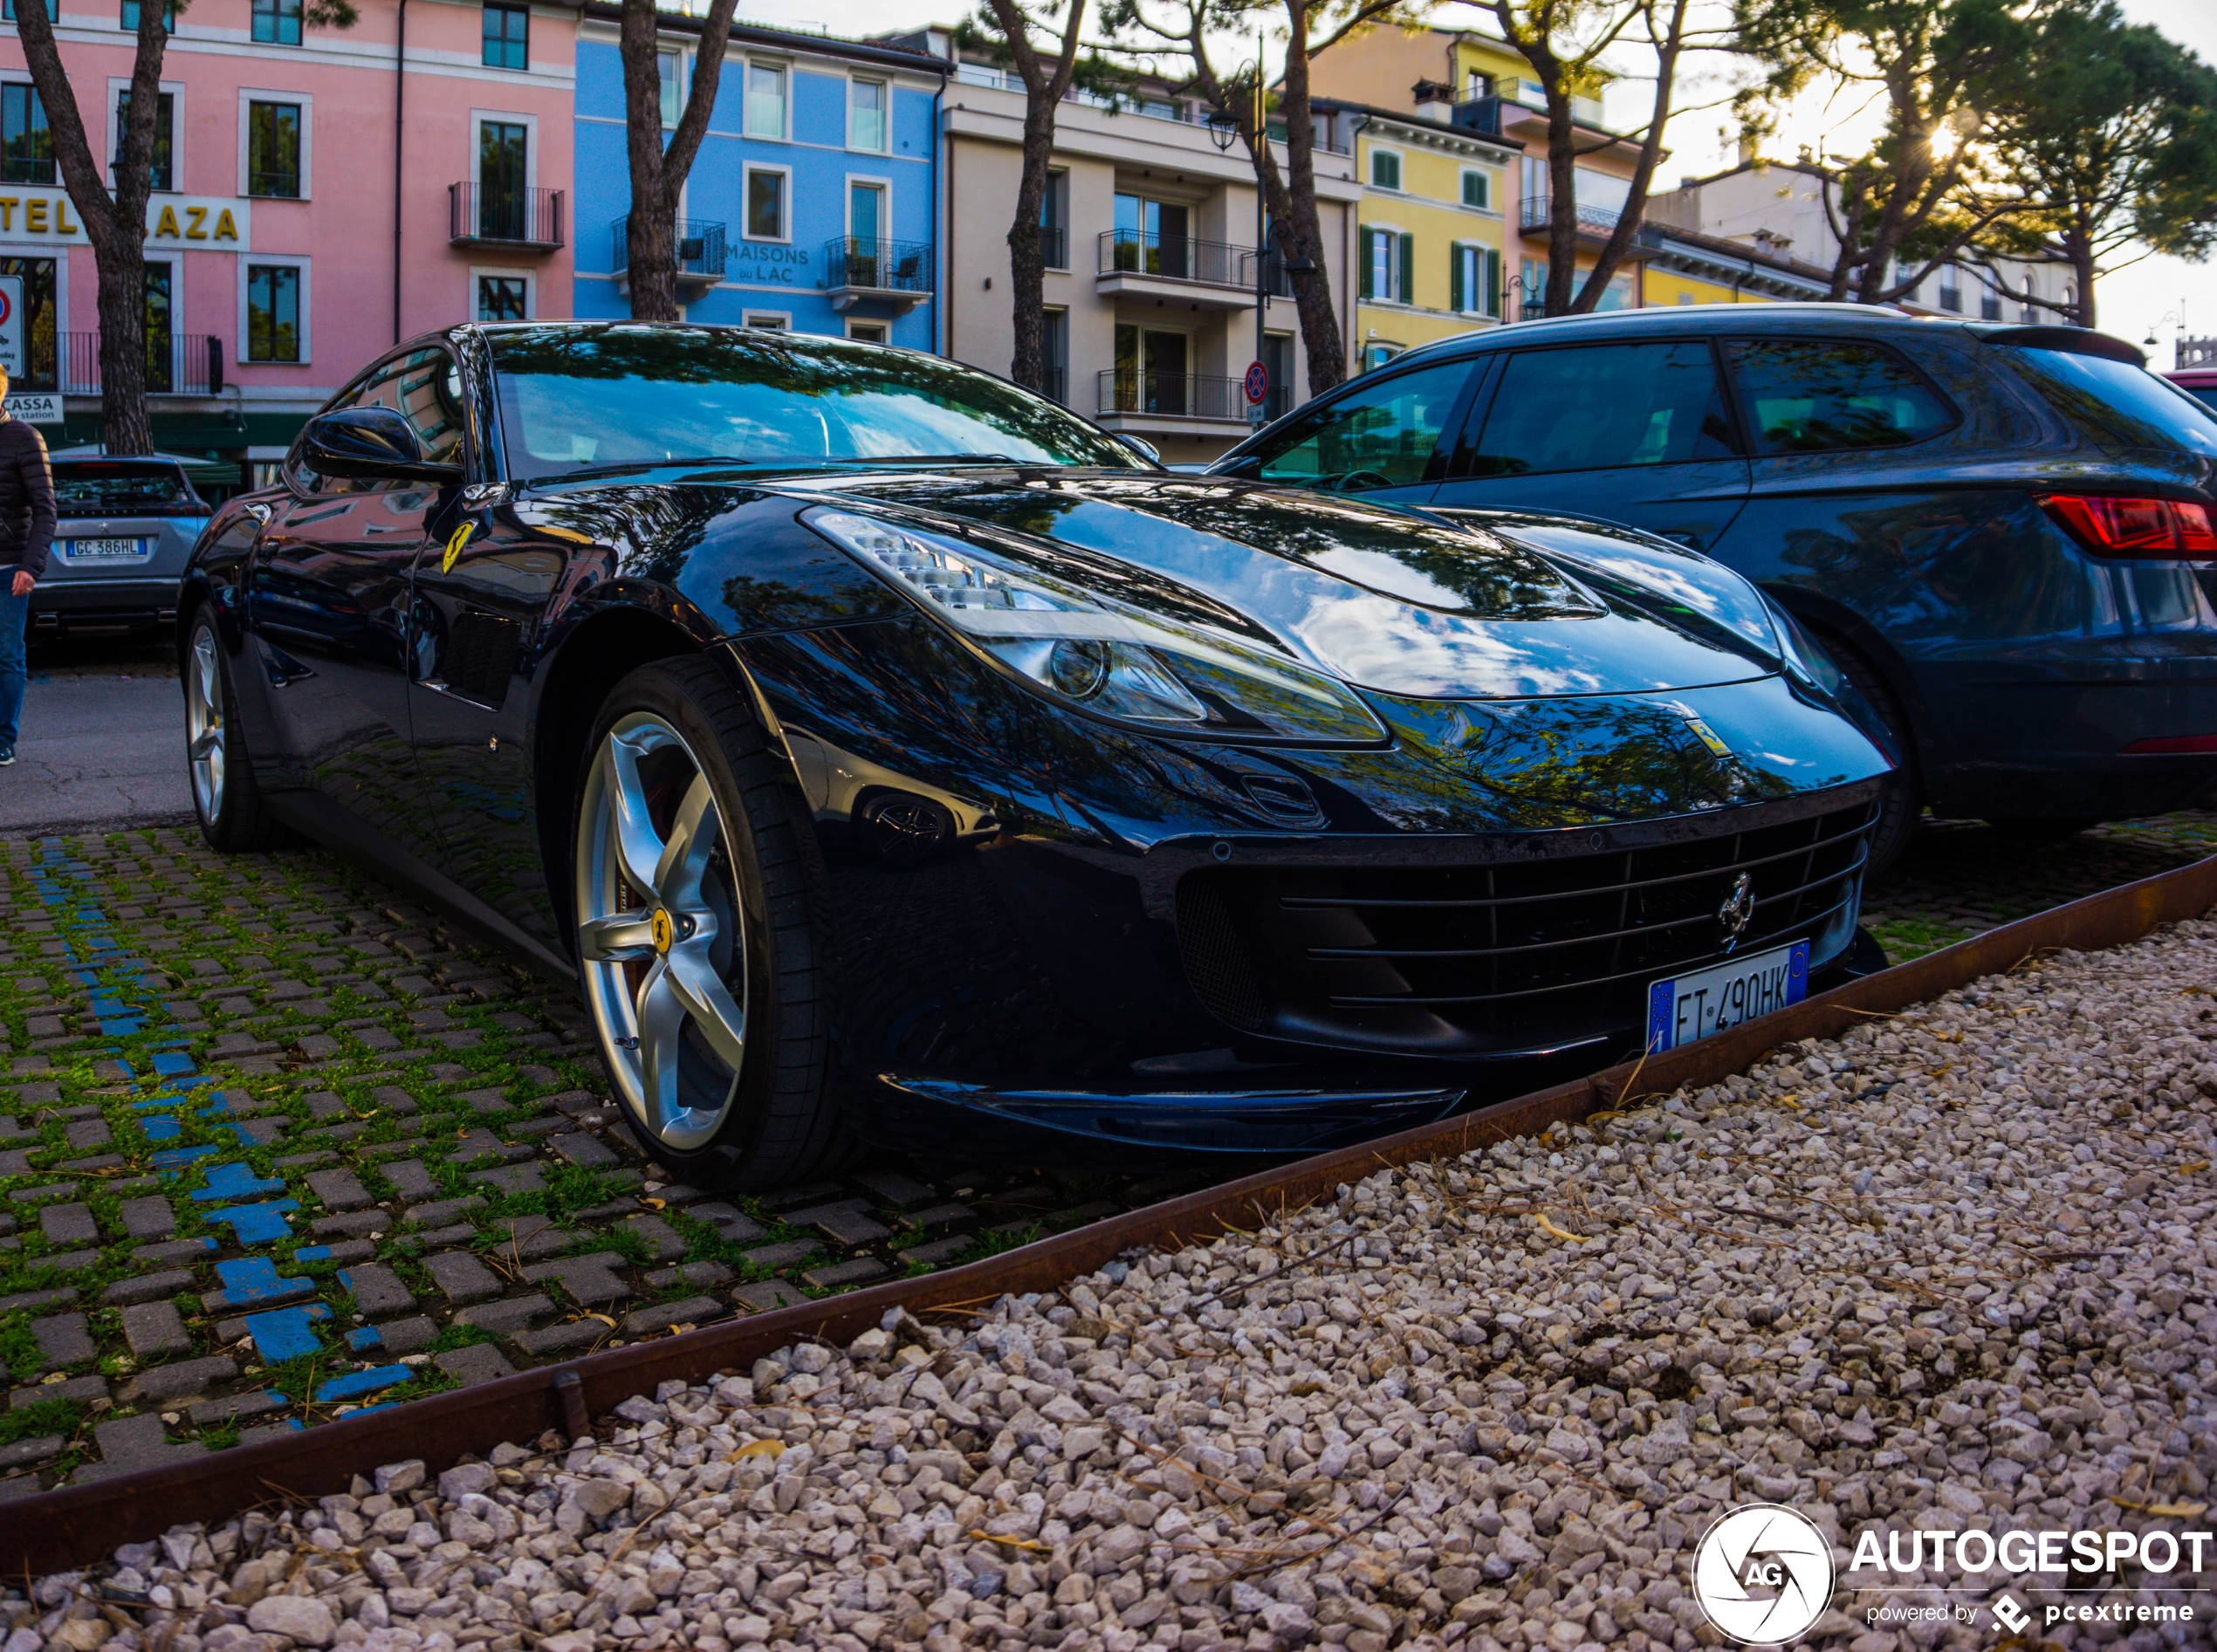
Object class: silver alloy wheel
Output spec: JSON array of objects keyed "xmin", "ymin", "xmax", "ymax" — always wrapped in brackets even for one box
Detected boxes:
[
  {"xmin": 186, "ymin": 626, "xmax": 226, "ymax": 823},
  {"xmin": 575, "ymin": 711, "xmax": 749, "ymax": 1152}
]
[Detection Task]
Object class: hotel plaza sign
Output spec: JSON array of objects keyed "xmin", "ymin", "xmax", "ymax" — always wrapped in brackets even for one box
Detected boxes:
[{"xmin": 0, "ymin": 189, "xmax": 252, "ymax": 250}]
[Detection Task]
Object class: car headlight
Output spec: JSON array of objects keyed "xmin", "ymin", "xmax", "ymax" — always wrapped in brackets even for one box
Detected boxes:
[{"xmin": 806, "ymin": 506, "xmax": 1386, "ymax": 744}]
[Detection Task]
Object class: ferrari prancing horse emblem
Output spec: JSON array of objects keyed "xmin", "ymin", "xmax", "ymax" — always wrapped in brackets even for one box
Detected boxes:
[{"xmin": 1718, "ymin": 871, "xmax": 1755, "ymax": 951}]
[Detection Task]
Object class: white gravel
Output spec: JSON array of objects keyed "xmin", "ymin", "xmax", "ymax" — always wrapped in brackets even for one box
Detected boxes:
[{"xmin": 11, "ymin": 921, "xmax": 2217, "ymax": 1652}]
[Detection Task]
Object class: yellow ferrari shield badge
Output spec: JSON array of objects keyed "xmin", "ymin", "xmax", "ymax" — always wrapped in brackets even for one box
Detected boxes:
[{"xmin": 443, "ymin": 521, "xmax": 477, "ymax": 574}]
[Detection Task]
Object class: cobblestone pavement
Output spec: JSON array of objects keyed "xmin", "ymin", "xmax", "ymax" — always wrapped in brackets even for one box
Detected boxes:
[{"xmin": 0, "ymin": 808, "xmax": 2212, "ymax": 1493}]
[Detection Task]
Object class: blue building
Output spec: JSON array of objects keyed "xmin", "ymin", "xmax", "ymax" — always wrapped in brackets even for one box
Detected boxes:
[{"xmin": 573, "ymin": 7, "xmax": 945, "ymax": 346}]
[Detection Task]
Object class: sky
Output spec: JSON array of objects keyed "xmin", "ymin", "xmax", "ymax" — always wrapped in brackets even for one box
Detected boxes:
[{"xmin": 722, "ymin": 0, "xmax": 2215, "ymax": 357}]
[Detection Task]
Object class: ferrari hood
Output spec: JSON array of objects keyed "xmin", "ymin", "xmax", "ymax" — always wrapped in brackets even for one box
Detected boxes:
[{"xmin": 770, "ymin": 471, "xmax": 1783, "ymax": 701}]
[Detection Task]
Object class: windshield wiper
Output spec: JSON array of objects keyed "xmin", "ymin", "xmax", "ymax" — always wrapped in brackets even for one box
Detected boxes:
[{"xmin": 554, "ymin": 456, "xmax": 769, "ymax": 481}]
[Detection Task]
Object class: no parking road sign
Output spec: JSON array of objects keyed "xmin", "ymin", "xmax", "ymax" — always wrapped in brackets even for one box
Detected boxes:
[{"xmin": 1244, "ymin": 360, "xmax": 1268, "ymax": 424}]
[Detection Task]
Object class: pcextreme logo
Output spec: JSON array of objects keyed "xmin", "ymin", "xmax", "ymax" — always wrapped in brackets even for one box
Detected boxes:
[{"xmin": 1692, "ymin": 1504, "xmax": 1836, "ymax": 1643}]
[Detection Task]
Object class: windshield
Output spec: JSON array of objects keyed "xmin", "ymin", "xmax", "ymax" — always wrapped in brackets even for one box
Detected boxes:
[
  {"xmin": 2004, "ymin": 347, "xmax": 2217, "ymax": 461},
  {"xmin": 487, "ymin": 325, "xmax": 1144, "ymax": 482},
  {"xmin": 52, "ymin": 463, "xmax": 200, "ymax": 516}
]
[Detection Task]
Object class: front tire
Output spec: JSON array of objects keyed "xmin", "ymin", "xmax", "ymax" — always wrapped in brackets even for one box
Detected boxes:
[
  {"xmin": 183, "ymin": 610, "xmax": 290, "ymax": 852},
  {"xmin": 572, "ymin": 655, "xmax": 848, "ymax": 1189}
]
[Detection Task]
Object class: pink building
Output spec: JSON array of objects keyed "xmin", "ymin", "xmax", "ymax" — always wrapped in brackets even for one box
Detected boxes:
[{"xmin": 0, "ymin": 0, "xmax": 577, "ymax": 468}]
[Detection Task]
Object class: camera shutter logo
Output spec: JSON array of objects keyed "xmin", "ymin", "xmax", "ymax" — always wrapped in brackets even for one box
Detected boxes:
[{"xmin": 1692, "ymin": 1504, "xmax": 1835, "ymax": 1643}]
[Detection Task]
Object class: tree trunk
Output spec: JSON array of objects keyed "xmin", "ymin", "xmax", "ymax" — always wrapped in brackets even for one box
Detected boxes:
[
  {"xmin": 12, "ymin": 0, "xmax": 166, "ymax": 452},
  {"xmin": 1006, "ymin": 99, "xmax": 1058, "ymax": 392},
  {"xmin": 1275, "ymin": 2, "xmax": 1343, "ymax": 394},
  {"xmin": 619, "ymin": 0, "xmax": 740, "ymax": 322},
  {"xmin": 1541, "ymin": 69, "xmax": 1578, "ymax": 316},
  {"xmin": 1568, "ymin": 0, "xmax": 1688, "ymax": 314}
]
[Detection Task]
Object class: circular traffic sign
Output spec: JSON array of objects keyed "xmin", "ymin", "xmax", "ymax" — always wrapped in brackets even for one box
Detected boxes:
[{"xmin": 1243, "ymin": 360, "xmax": 1267, "ymax": 405}]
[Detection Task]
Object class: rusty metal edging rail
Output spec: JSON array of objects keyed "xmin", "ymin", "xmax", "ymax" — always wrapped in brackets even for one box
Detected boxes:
[{"xmin": 12, "ymin": 850, "xmax": 2217, "ymax": 1571}]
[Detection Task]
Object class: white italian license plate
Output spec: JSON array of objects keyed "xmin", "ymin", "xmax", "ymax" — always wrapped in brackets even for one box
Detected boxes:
[
  {"xmin": 1645, "ymin": 937, "xmax": 1809, "ymax": 1052},
  {"xmin": 61, "ymin": 537, "xmax": 148, "ymax": 559}
]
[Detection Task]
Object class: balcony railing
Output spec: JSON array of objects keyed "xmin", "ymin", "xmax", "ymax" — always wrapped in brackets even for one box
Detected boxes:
[
  {"xmin": 63, "ymin": 332, "xmax": 223, "ymax": 397},
  {"xmin": 823, "ymin": 236, "xmax": 932, "ymax": 294},
  {"xmin": 611, "ymin": 217, "xmax": 728, "ymax": 282},
  {"xmin": 1097, "ymin": 370, "xmax": 1254, "ymax": 422},
  {"xmin": 1099, "ymin": 230, "xmax": 1253, "ymax": 289},
  {"xmin": 450, "ymin": 183, "xmax": 564, "ymax": 250},
  {"xmin": 1519, "ymin": 194, "xmax": 1625, "ymax": 236}
]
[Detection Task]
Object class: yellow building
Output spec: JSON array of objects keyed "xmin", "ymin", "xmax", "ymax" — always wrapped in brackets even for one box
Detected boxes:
[
  {"xmin": 1313, "ymin": 24, "xmax": 1644, "ymax": 321},
  {"xmin": 1313, "ymin": 99, "xmax": 1516, "ymax": 372}
]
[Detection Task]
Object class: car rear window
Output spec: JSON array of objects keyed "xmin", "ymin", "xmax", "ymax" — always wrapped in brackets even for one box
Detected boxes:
[
  {"xmin": 2009, "ymin": 349, "xmax": 2217, "ymax": 459},
  {"xmin": 1725, "ymin": 339, "xmax": 1955, "ymax": 453},
  {"xmin": 52, "ymin": 463, "xmax": 198, "ymax": 515}
]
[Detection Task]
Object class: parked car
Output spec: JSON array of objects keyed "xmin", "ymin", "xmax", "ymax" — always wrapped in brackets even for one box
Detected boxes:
[
  {"xmin": 180, "ymin": 322, "xmax": 1889, "ymax": 1185},
  {"xmin": 2166, "ymin": 366, "xmax": 2217, "ymax": 415},
  {"xmin": 1210, "ymin": 305, "xmax": 2217, "ymax": 869},
  {"xmin": 35, "ymin": 448, "xmax": 214, "ymax": 635}
]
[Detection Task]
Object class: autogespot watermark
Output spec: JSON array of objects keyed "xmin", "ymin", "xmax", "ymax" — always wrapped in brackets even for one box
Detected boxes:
[{"xmin": 1692, "ymin": 1502, "xmax": 2213, "ymax": 1643}]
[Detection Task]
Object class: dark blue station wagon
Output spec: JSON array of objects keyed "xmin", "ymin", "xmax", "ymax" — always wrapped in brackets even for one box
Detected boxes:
[{"xmin": 1209, "ymin": 304, "xmax": 2217, "ymax": 867}]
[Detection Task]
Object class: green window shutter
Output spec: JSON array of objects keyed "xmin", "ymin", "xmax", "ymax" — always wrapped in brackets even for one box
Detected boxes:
[
  {"xmin": 1359, "ymin": 230, "xmax": 1375, "ymax": 299},
  {"xmin": 1484, "ymin": 249, "xmax": 1501, "ymax": 317},
  {"xmin": 1397, "ymin": 233, "xmax": 1415, "ymax": 305},
  {"xmin": 1450, "ymin": 245, "xmax": 1465, "ymax": 313}
]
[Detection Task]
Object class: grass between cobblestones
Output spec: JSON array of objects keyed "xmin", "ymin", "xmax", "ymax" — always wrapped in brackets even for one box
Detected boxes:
[{"xmin": 0, "ymin": 828, "xmax": 1218, "ymax": 1493}]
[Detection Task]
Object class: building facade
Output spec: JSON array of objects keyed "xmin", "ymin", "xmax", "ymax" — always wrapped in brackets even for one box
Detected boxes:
[
  {"xmin": 1646, "ymin": 159, "xmax": 2073, "ymax": 322},
  {"xmin": 0, "ymin": 0, "xmax": 579, "ymax": 462},
  {"xmin": 570, "ymin": 10, "xmax": 943, "ymax": 347},
  {"xmin": 1312, "ymin": 97, "xmax": 1514, "ymax": 373},
  {"xmin": 1311, "ymin": 24, "xmax": 1642, "ymax": 326},
  {"xmin": 935, "ymin": 58, "xmax": 1358, "ymax": 461}
]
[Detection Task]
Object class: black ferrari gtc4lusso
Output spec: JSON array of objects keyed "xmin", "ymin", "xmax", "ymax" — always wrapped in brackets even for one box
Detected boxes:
[{"xmin": 179, "ymin": 323, "xmax": 1892, "ymax": 1187}]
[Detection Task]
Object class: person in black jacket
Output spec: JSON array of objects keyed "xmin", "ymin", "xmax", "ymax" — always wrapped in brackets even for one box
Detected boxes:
[{"xmin": 0, "ymin": 363, "xmax": 55, "ymax": 765}]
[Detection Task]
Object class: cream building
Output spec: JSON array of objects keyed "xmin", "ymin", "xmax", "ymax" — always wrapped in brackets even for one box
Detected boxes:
[{"xmin": 912, "ymin": 45, "xmax": 1360, "ymax": 462}]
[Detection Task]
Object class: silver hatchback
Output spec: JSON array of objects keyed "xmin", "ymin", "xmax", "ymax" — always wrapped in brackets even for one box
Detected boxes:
[{"xmin": 34, "ymin": 451, "xmax": 214, "ymax": 634}]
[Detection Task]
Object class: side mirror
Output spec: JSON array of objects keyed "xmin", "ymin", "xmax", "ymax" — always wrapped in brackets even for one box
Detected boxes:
[
  {"xmin": 1113, "ymin": 433, "xmax": 1162, "ymax": 466},
  {"xmin": 302, "ymin": 407, "xmax": 463, "ymax": 483}
]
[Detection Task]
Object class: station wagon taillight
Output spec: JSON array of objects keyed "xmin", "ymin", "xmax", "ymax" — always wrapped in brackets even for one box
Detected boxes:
[{"xmin": 2039, "ymin": 493, "xmax": 2217, "ymax": 558}]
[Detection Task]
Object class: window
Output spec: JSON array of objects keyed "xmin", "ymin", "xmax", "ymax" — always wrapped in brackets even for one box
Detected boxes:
[
  {"xmin": 1112, "ymin": 325, "xmax": 1189, "ymax": 415},
  {"xmin": 1359, "ymin": 228, "xmax": 1411, "ymax": 304},
  {"xmin": 745, "ymin": 168, "xmax": 786, "ymax": 240},
  {"xmin": 1980, "ymin": 289, "xmax": 2001, "ymax": 321},
  {"xmin": 247, "ymin": 264, "xmax": 301, "ymax": 361},
  {"xmin": 1111, "ymin": 194, "xmax": 1190, "ymax": 278},
  {"xmin": 2004, "ymin": 347, "xmax": 2217, "ymax": 462},
  {"xmin": 1450, "ymin": 243, "xmax": 1501, "ymax": 318},
  {"xmin": 1938, "ymin": 265, "xmax": 1962, "ymax": 312},
  {"xmin": 1251, "ymin": 359, "xmax": 1473, "ymax": 490},
  {"xmin": 743, "ymin": 312, "xmax": 789, "ymax": 331},
  {"xmin": 1726, "ymin": 339, "xmax": 1955, "ymax": 454},
  {"xmin": 1361, "ymin": 343, "xmax": 1401, "ymax": 373},
  {"xmin": 848, "ymin": 79, "xmax": 886, "ymax": 151},
  {"xmin": 658, "ymin": 51, "xmax": 683, "ymax": 127},
  {"xmin": 1262, "ymin": 332, "xmax": 1292, "ymax": 418},
  {"xmin": 247, "ymin": 100, "xmax": 300, "ymax": 197},
  {"xmin": 483, "ymin": 3, "xmax": 527, "ymax": 70},
  {"xmin": 847, "ymin": 320, "xmax": 888, "ymax": 344},
  {"xmin": 477, "ymin": 120, "xmax": 527, "ymax": 239},
  {"xmin": 143, "ymin": 260, "xmax": 171, "ymax": 392},
  {"xmin": 0, "ymin": 257, "xmax": 57, "ymax": 390},
  {"xmin": 252, "ymin": 0, "xmax": 301, "ymax": 45},
  {"xmin": 848, "ymin": 181, "xmax": 883, "ymax": 248},
  {"xmin": 114, "ymin": 89, "xmax": 173, "ymax": 192},
  {"xmin": 1042, "ymin": 309, "xmax": 1067, "ymax": 403},
  {"xmin": 745, "ymin": 62, "xmax": 786, "ymax": 140},
  {"xmin": 119, "ymin": 0, "xmax": 174, "ymax": 31},
  {"xmin": 3, "ymin": 85, "xmax": 53, "ymax": 186},
  {"xmin": 1467, "ymin": 342, "xmax": 1733, "ymax": 476},
  {"xmin": 1370, "ymin": 149, "xmax": 1401, "ymax": 190},
  {"xmin": 1040, "ymin": 169, "xmax": 1067, "ymax": 268},
  {"xmin": 1461, "ymin": 169, "xmax": 1489, "ymax": 210},
  {"xmin": 477, "ymin": 274, "xmax": 527, "ymax": 321}
]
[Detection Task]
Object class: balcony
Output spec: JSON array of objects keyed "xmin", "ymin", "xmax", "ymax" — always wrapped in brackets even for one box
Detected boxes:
[
  {"xmin": 63, "ymin": 332, "xmax": 223, "ymax": 397},
  {"xmin": 611, "ymin": 217, "xmax": 727, "ymax": 299},
  {"xmin": 1519, "ymin": 193, "xmax": 1630, "ymax": 245},
  {"xmin": 450, "ymin": 183, "xmax": 564, "ymax": 250},
  {"xmin": 1097, "ymin": 230, "xmax": 1260, "ymax": 311},
  {"xmin": 1095, "ymin": 369, "xmax": 1260, "ymax": 430},
  {"xmin": 821, "ymin": 237, "xmax": 932, "ymax": 314}
]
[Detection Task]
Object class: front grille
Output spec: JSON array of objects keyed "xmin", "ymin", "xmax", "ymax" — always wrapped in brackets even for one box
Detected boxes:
[{"xmin": 1175, "ymin": 800, "xmax": 1875, "ymax": 1056}]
